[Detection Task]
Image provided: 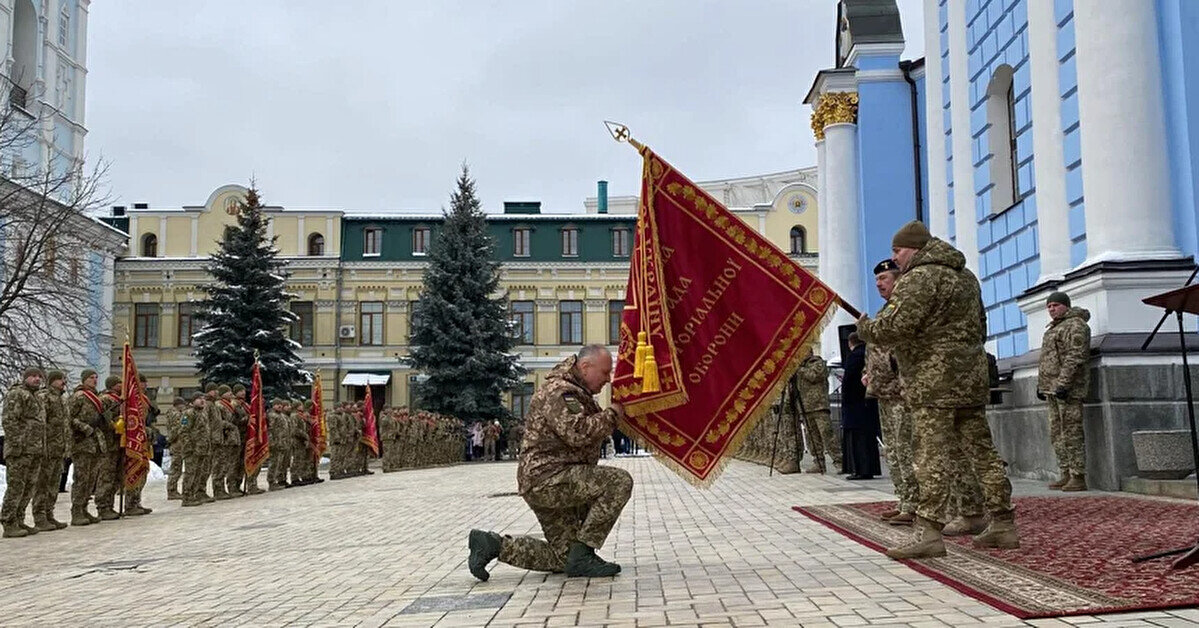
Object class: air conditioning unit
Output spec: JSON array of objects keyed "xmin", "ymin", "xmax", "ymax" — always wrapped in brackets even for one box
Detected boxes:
[{"xmin": 338, "ymin": 325, "xmax": 356, "ymax": 339}]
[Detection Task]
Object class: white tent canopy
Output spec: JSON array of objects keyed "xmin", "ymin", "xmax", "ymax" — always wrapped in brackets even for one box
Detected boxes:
[{"xmin": 340, "ymin": 373, "xmax": 391, "ymax": 387}]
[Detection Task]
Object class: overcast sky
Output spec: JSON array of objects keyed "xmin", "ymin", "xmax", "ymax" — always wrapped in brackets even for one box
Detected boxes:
[{"xmin": 86, "ymin": 1, "xmax": 924, "ymax": 214}]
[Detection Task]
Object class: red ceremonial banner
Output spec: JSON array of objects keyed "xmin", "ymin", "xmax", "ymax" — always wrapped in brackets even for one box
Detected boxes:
[
  {"xmin": 244, "ymin": 360, "xmax": 269, "ymax": 475},
  {"xmin": 311, "ymin": 372, "xmax": 327, "ymax": 463},
  {"xmin": 121, "ymin": 343, "xmax": 150, "ymax": 490},
  {"xmin": 361, "ymin": 385, "xmax": 380, "ymax": 457},
  {"xmin": 614, "ymin": 146, "xmax": 838, "ymax": 485}
]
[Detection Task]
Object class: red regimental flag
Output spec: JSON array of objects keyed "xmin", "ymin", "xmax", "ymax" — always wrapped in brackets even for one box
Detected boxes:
[
  {"xmin": 243, "ymin": 360, "xmax": 270, "ymax": 475},
  {"xmin": 361, "ymin": 385, "xmax": 379, "ymax": 457},
  {"xmin": 613, "ymin": 146, "xmax": 840, "ymax": 485},
  {"xmin": 121, "ymin": 343, "xmax": 150, "ymax": 490},
  {"xmin": 311, "ymin": 372, "xmax": 326, "ymax": 463}
]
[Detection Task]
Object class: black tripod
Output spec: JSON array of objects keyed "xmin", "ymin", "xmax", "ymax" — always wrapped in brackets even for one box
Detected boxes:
[{"xmin": 1131, "ymin": 269, "xmax": 1199, "ymax": 568}]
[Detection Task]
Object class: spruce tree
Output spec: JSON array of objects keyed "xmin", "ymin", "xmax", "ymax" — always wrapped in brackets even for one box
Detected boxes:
[
  {"xmin": 194, "ymin": 185, "xmax": 304, "ymax": 399},
  {"xmin": 409, "ymin": 165, "xmax": 524, "ymax": 422}
]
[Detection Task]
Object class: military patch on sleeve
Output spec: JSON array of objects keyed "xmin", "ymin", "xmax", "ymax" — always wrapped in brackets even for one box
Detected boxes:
[{"xmin": 563, "ymin": 395, "xmax": 584, "ymax": 413}]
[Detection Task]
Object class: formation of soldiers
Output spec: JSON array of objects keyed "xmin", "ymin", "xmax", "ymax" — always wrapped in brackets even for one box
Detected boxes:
[{"xmin": 378, "ymin": 408, "xmax": 464, "ymax": 471}]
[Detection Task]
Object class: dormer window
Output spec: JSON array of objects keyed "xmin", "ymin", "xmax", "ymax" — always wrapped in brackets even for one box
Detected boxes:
[
  {"xmin": 412, "ymin": 227, "xmax": 430, "ymax": 256},
  {"xmin": 364, "ymin": 227, "xmax": 382, "ymax": 256},
  {"xmin": 561, "ymin": 227, "xmax": 578, "ymax": 257}
]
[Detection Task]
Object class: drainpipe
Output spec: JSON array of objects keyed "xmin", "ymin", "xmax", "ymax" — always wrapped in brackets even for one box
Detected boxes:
[{"xmin": 900, "ymin": 60, "xmax": 925, "ymax": 223}]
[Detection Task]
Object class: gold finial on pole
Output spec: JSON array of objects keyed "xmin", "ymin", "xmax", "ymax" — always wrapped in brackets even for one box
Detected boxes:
[{"xmin": 605, "ymin": 121, "xmax": 645, "ymax": 151}]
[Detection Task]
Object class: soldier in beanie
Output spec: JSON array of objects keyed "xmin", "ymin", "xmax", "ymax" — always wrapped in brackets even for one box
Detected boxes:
[
  {"xmin": 67, "ymin": 369, "xmax": 105, "ymax": 525},
  {"xmin": 1, "ymin": 367, "xmax": 46, "ymax": 537},
  {"xmin": 1037, "ymin": 291, "xmax": 1092, "ymax": 491},
  {"xmin": 92, "ymin": 375, "xmax": 124, "ymax": 521},
  {"xmin": 33, "ymin": 370, "xmax": 69, "ymax": 531},
  {"xmin": 181, "ymin": 392, "xmax": 212, "ymax": 506},
  {"xmin": 164, "ymin": 396, "xmax": 188, "ymax": 500},
  {"xmin": 215, "ymin": 385, "xmax": 243, "ymax": 497},
  {"xmin": 230, "ymin": 384, "xmax": 250, "ymax": 494},
  {"xmin": 856, "ymin": 221, "xmax": 1018, "ymax": 559},
  {"xmin": 204, "ymin": 383, "xmax": 230, "ymax": 500}
]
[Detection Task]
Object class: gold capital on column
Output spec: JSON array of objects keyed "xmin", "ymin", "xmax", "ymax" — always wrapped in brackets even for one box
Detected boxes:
[{"xmin": 810, "ymin": 91, "xmax": 860, "ymax": 141}]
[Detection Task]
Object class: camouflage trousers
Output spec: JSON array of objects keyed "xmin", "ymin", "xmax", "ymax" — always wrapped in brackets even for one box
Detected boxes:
[
  {"xmin": 1048, "ymin": 398, "xmax": 1086, "ymax": 475},
  {"xmin": 803, "ymin": 410, "xmax": 842, "ymax": 471},
  {"xmin": 294, "ymin": 449, "xmax": 316, "ymax": 481},
  {"xmin": 356, "ymin": 443, "xmax": 370, "ymax": 472},
  {"xmin": 269, "ymin": 448, "xmax": 292, "ymax": 487},
  {"xmin": 70, "ymin": 452, "xmax": 101, "ymax": 510},
  {"xmin": 0, "ymin": 454, "xmax": 41, "ymax": 524},
  {"xmin": 499, "ymin": 465, "xmax": 634, "ymax": 573},
  {"xmin": 381, "ymin": 441, "xmax": 401, "ymax": 472},
  {"xmin": 878, "ymin": 400, "xmax": 918, "ymax": 514},
  {"xmin": 911, "ymin": 405, "xmax": 1013, "ymax": 525},
  {"xmin": 184, "ymin": 453, "xmax": 212, "ymax": 501},
  {"xmin": 167, "ymin": 451, "xmax": 185, "ymax": 495},
  {"xmin": 94, "ymin": 449, "xmax": 122, "ymax": 511},
  {"xmin": 32, "ymin": 456, "xmax": 65, "ymax": 518},
  {"xmin": 225, "ymin": 444, "xmax": 245, "ymax": 494}
]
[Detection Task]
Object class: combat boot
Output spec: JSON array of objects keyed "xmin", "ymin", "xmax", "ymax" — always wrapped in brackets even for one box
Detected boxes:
[
  {"xmin": 973, "ymin": 511, "xmax": 1020, "ymax": 549},
  {"xmin": 70, "ymin": 508, "xmax": 92, "ymax": 526},
  {"xmin": 803, "ymin": 462, "xmax": 825, "ymax": 474},
  {"xmin": 879, "ymin": 509, "xmax": 901, "ymax": 521},
  {"xmin": 202, "ymin": 493, "xmax": 215, "ymax": 503},
  {"xmin": 33, "ymin": 514, "xmax": 57, "ymax": 533},
  {"xmin": 181, "ymin": 497, "xmax": 202, "ymax": 507},
  {"xmin": 97, "ymin": 508, "xmax": 119, "ymax": 521},
  {"xmin": 885, "ymin": 516, "xmax": 946, "ymax": 559},
  {"xmin": 18, "ymin": 520, "xmax": 39, "ymax": 535},
  {"xmin": 84, "ymin": 508, "xmax": 100, "ymax": 524},
  {"xmin": 2, "ymin": 521, "xmax": 29, "ymax": 538},
  {"xmin": 564, "ymin": 542, "xmax": 621, "ymax": 578},
  {"xmin": 1062, "ymin": 474, "xmax": 1087, "ymax": 492},
  {"xmin": 468, "ymin": 529, "xmax": 503, "ymax": 581},
  {"xmin": 942, "ymin": 514, "xmax": 988, "ymax": 537},
  {"xmin": 167, "ymin": 490, "xmax": 183, "ymax": 501},
  {"xmin": 1048, "ymin": 471, "xmax": 1069, "ymax": 490},
  {"xmin": 887, "ymin": 512, "xmax": 915, "ymax": 526},
  {"xmin": 46, "ymin": 512, "xmax": 68, "ymax": 530},
  {"xmin": 125, "ymin": 505, "xmax": 150, "ymax": 516}
]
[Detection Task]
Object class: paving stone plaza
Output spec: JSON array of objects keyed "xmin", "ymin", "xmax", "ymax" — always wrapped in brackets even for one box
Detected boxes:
[{"xmin": 2, "ymin": 458, "xmax": 1197, "ymax": 627}]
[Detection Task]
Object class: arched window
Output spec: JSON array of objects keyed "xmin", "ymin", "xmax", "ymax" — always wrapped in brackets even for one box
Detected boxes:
[
  {"xmin": 790, "ymin": 226, "xmax": 807, "ymax": 254},
  {"xmin": 986, "ymin": 64, "xmax": 1019, "ymax": 212},
  {"xmin": 141, "ymin": 233, "xmax": 158, "ymax": 257},
  {"xmin": 308, "ymin": 232, "xmax": 325, "ymax": 256}
]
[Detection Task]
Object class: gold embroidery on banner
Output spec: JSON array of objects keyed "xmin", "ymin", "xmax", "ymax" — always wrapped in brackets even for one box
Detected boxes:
[
  {"xmin": 809, "ymin": 286, "xmax": 829, "ymax": 307},
  {"xmin": 688, "ymin": 451, "xmax": 710, "ymax": 470},
  {"xmin": 633, "ymin": 413, "xmax": 687, "ymax": 448}
]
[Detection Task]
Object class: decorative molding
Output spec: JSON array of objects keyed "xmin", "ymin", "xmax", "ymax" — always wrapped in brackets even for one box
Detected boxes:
[{"xmin": 535, "ymin": 300, "xmax": 557, "ymax": 311}]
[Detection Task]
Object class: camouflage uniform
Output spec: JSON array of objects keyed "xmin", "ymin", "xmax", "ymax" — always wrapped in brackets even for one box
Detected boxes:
[
  {"xmin": 1038, "ymin": 307, "xmax": 1092, "ymax": 478},
  {"xmin": 267, "ymin": 402, "xmax": 292, "ymax": 489},
  {"xmin": 93, "ymin": 383, "xmax": 124, "ymax": 518},
  {"xmin": 857, "ymin": 237, "xmax": 1014, "ymax": 526},
  {"xmin": 2, "ymin": 376, "xmax": 46, "ymax": 534},
  {"xmin": 381, "ymin": 411, "xmax": 401, "ymax": 472},
  {"xmin": 866, "ymin": 341, "xmax": 916, "ymax": 513},
  {"xmin": 164, "ymin": 403, "xmax": 186, "ymax": 498},
  {"xmin": 181, "ymin": 397, "xmax": 212, "ymax": 506},
  {"xmin": 495, "ymin": 356, "xmax": 632, "ymax": 573},
  {"xmin": 34, "ymin": 378, "xmax": 69, "ymax": 529},
  {"xmin": 204, "ymin": 390, "xmax": 229, "ymax": 499},
  {"xmin": 796, "ymin": 354, "xmax": 841, "ymax": 472},
  {"xmin": 225, "ymin": 390, "xmax": 249, "ymax": 495},
  {"xmin": 68, "ymin": 383, "xmax": 107, "ymax": 521},
  {"xmin": 217, "ymin": 390, "xmax": 242, "ymax": 496}
]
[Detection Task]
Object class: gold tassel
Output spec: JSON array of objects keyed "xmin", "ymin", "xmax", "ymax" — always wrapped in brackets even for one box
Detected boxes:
[
  {"xmin": 641, "ymin": 345, "xmax": 661, "ymax": 393},
  {"xmin": 633, "ymin": 331, "xmax": 648, "ymax": 378}
]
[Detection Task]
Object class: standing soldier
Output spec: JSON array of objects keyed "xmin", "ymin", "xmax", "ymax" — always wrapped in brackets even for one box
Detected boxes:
[
  {"xmin": 181, "ymin": 393, "xmax": 211, "ymax": 507},
  {"xmin": 857, "ymin": 221, "xmax": 1018, "ymax": 559},
  {"xmin": 796, "ymin": 349, "xmax": 842, "ymax": 474},
  {"xmin": 68, "ymin": 369, "xmax": 105, "ymax": 525},
  {"xmin": 228, "ymin": 384, "xmax": 250, "ymax": 495},
  {"xmin": 164, "ymin": 397, "xmax": 187, "ymax": 500},
  {"xmin": 483, "ymin": 420, "xmax": 500, "ymax": 461},
  {"xmin": 2, "ymin": 367, "xmax": 46, "ymax": 538},
  {"xmin": 295, "ymin": 401, "xmax": 316, "ymax": 484},
  {"xmin": 267, "ymin": 399, "xmax": 291, "ymax": 490},
  {"xmin": 326, "ymin": 403, "xmax": 344, "ymax": 479},
  {"xmin": 216, "ymin": 386, "xmax": 240, "ymax": 497},
  {"xmin": 34, "ymin": 370, "xmax": 70, "ymax": 531},
  {"xmin": 509, "ymin": 421, "xmax": 525, "ymax": 459},
  {"xmin": 1038, "ymin": 291, "xmax": 1092, "ymax": 492},
  {"xmin": 203, "ymin": 384, "xmax": 229, "ymax": 500},
  {"xmin": 93, "ymin": 375, "xmax": 123, "ymax": 521},
  {"xmin": 380, "ymin": 408, "xmax": 398, "ymax": 472},
  {"xmin": 353, "ymin": 403, "xmax": 369, "ymax": 475}
]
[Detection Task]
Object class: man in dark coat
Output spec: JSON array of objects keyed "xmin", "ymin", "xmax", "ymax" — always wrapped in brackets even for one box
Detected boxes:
[{"xmin": 841, "ymin": 333, "xmax": 881, "ymax": 480}]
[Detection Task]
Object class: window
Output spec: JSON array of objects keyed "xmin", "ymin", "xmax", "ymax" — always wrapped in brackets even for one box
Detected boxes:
[
  {"xmin": 608, "ymin": 300, "xmax": 623, "ymax": 345},
  {"xmin": 986, "ymin": 64, "xmax": 1020, "ymax": 212},
  {"xmin": 612, "ymin": 228, "xmax": 630, "ymax": 257},
  {"xmin": 58, "ymin": 6, "xmax": 69, "ymax": 48},
  {"xmin": 360, "ymin": 301, "xmax": 384, "ymax": 345},
  {"xmin": 134, "ymin": 304, "xmax": 160, "ymax": 348},
  {"xmin": 364, "ymin": 228, "xmax": 382, "ymax": 256},
  {"xmin": 141, "ymin": 233, "xmax": 158, "ymax": 257},
  {"xmin": 559, "ymin": 300, "xmax": 583, "ymax": 344},
  {"xmin": 412, "ymin": 227, "xmax": 430, "ymax": 256},
  {"xmin": 177, "ymin": 303, "xmax": 195, "ymax": 347},
  {"xmin": 290, "ymin": 301, "xmax": 314, "ymax": 347},
  {"xmin": 407, "ymin": 299, "xmax": 419, "ymax": 340},
  {"xmin": 307, "ymin": 233, "xmax": 325, "ymax": 256},
  {"xmin": 561, "ymin": 228, "xmax": 579, "ymax": 257},
  {"xmin": 514, "ymin": 228, "xmax": 531, "ymax": 257},
  {"xmin": 790, "ymin": 226, "xmax": 807, "ymax": 254},
  {"xmin": 510, "ymin": 300, "xmax": 534, "ymax": 344},
  {"xmin": 511, "ymin": 382, "xmax": 535, "ymax": 420}
]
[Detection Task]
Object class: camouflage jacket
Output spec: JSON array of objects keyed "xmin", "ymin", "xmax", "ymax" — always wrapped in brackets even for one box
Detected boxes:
[
  {"xmin": 39, "ymin": 387, "xmax": 69, "ymax": 459},
  {"xmin": 217, "ymin": 399, "xmax": 240, "ymax": 446},
  {"xmin": 204, "ymin": 398, "xmax": 224, "ymax": 447},
  {"xmin": 1038, "ymin": 307, "xmax": 1092, "ymax": 400},
  {"xmin": 517, "ymin": 356, "xmax": 619, "ymax": 494},
  {"xmin": 3, "ymin": 383, "xmax": 45, "ymax": 458},
  {"xmin": 857, "ymin": 237, "xmax": 989, "ymax": 408},
  {"xmin": 864, "ymin": 343, "xmax": 902, "ymax": 401},
  {"xmin": 795, "ymin": 354, "xmax": 831, "ymax": 414},
  {"xmin": 181, "ymin": 406, "xmax": 210, "ymax": 456},
  {"xmin": 267, "ymin": 411, "xmax": 290, "ymax": 451},
  {"xmin": 99, "ymin": 390, "xmax": 123, "ymax": 448},
  {"xmin": 68, "ymin": 386, "xmax": 107, "ymax": 455},
  {"xmin": 292, "ymin": 412, "xmax": 310, "ymax": 448},
  {"xmin": 163, "ymin": 407, "xmax": 185, "ymax": 449}
]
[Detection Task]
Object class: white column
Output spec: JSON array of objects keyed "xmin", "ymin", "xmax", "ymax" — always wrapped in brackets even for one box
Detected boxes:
[
  {"xmin": 1026, "ymin": 0, "xmax": 1072, "ymax": 281},
  {"xmin": 815, "ymin": 139, "xmax": 827, "ymax": 281},
  {"xmin": 297, "ymin": 215, "xmax": 306, "ymax": 253},
  {"xmin": 189, "ymin": 216, "xmax": 198, "ymax": 256},
  {"xmin": 923, "ymin": 0, "xmax": 950, "ymax": 239},
  {"xmin": 1074, "ymin": 0, "xmax": 1181, "ymax": 264},
  {"xmin": 822, "ymin": 122, "xmax": 865, "ymax": 363},
  {"xmin": 947, "ymin": 0, "xmax": 979, "ymax": 272}
]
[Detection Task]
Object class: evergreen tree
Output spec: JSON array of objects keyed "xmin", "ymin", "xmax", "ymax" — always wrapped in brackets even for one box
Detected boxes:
[
  {"xmin": 194, "ymin": 185, "xmax": 304, "ymax": 399},
  {"xmin": 409, "ymin": 165, "xmax": 524, "ymax": 422}
]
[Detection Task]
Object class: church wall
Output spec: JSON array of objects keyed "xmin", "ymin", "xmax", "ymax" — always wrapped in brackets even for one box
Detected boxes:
[{"xmin": 1159, "ymin": 0, "xmax": 1199, "ymax": 261}]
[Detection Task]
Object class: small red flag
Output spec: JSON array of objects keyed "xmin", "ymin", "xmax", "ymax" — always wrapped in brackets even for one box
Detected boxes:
[
  {"xmin": 361, "ymin": 384, "xmax": 379, "ymax": 457},
  {"xmin": 243, "ymin": 359, "xmax": 269, "ymax": 475},
  {"xmin": 121, "ymin": 343, "xmax": 150, "ymax": 489}
]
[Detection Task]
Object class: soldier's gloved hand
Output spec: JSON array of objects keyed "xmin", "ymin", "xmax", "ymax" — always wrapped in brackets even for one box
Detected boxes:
[
  {"xmin": 1035, "ymin": 390, "xmax": 1046, "ymax": 401},
  {"xmin": 1054, "ymin": 387, "xmax": 1070, "ymax": 400}
]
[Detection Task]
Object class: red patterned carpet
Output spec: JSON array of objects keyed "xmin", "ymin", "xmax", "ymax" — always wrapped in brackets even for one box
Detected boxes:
[{"xmin": 794, "ymin": 496, "xmax": 1199, "ymax": 619}]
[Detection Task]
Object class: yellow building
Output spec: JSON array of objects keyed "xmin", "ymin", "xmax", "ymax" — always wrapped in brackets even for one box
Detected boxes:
[{"xmin": 107, "ymin": 171, "xmax": 818, "ymax": 416}]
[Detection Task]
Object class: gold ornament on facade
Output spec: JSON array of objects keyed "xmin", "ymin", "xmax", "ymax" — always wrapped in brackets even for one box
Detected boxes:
[{"xmin": 810, "ymin": 91, "xmax": 859, "ymax": 141}]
